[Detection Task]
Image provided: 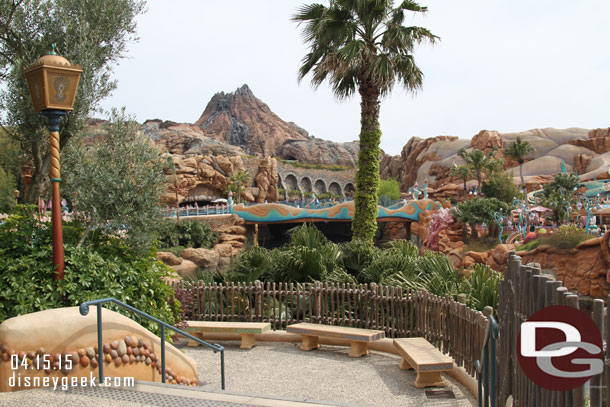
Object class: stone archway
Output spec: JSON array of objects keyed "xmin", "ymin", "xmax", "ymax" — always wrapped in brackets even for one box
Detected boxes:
[
  {"xmin": 300, "ymin": 177, "xmax": 312, "ymax": 193},
  {"xmin": 314, "ymin": 179, "xmax": 327, "ymax": 194},
  {"xmin": 328, "ymin": 182, "xmax": 343, "ymax": 197},
  {"xmin": 284, "ymin": 174, "xmax": 299, "ymax": 192},
  {"xmin": 344, "ymin": 183, "xmax": 355, "ymax": 198}
]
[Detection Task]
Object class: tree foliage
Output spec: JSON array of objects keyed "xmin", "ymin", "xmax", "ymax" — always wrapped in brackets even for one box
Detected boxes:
[
  {"xmin": 481, "ymin": 171, "xmax": 520, "ymax": 203},
  {"xmin": 379, "ymin": 178, "xmax": 401, "ymax": 201},
  {"xmin": 505, "ymin": 136, "xmax": 535, "ymax": 187},
  {"xmin": 541, "ymin": 172, "xmax": 580, "ymax": 223},
  {"xmin": 0, "ymin": 0, "xmax": 146, "ymax": 203},
  {"xmin": 294, "ymin": 0, "xmax": 437, "ymax": 243},
  {"xmin": 457, "ymin": 148, "xmax": 504, "ymax": 189},
  {"xmin": 227, "ymin": 170, "xmax": 249, "ymax": 204},
  {"xmin": 62, "ymin": 108, "xmax": 167, "ymax": 250},
  {"xmin": 452, "ymin": 198, "xmax": 510, "ymax": 238}
]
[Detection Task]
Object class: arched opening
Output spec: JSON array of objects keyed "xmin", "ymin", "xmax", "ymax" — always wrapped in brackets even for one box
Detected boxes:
[
  {"xmin": 344, "ymin": 183, "xmax": 355, "ymax": 198},
  {"xmin": 328, "ymin": 182, "xmax": 342, "ymax": 197},
  {"xmin": 314, "ymin": 179, "xmax": 327, "ymax": 194},
  {"xmin": 300, "ymin": 177, "xmax": 312, "ymax": 193},
  {"xmin": 284, "ymin": 174, "xmax": 299, "ymax": 192}
]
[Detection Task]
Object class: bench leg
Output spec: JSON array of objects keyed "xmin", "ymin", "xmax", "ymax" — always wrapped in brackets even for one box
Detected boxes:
[
  {"xmin": 187, "ymin": 333, "xmax": 201, "ymax": 347},
  {"xmin": 300, "ymin": 335, "xmax": 320, "ymax": 351},
  {"xmin": 414, "ymin": 371, "xmax": 445, "ymax": 388},
  {"xmin": 400, "ymin": 357, "xmax": 413, "ymax": 370},
  {"xmin": 240, "ymin": 334, "xmax": 257, "ymax": 350},
  {"xmin": 349, "ymin": 341, "xmax": 369, "ymax": 358}
]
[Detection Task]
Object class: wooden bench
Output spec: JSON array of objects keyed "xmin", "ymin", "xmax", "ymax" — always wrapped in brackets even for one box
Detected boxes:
[
  {"xmin": 185, "ymin": 321, "xmax": 271, "ymax": 349},
  {"xmin": 286, "ymin": 322, "xmax": 385, "ymax": 358},
  {"xmin": 393, "ymin": 338, "xmax": 453, "ymax": 388}
]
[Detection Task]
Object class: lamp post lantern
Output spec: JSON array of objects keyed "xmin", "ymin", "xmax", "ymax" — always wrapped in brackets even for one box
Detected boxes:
[
  {"xmin": 13, "ymin": 189, "xmax": 19, "ymax": 206},
  {"xmin": 24, "ymin": 45, "xmax": 82, "ymax": 280}
]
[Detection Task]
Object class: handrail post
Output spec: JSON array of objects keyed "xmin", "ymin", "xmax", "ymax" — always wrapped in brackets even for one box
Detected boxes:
[
  {"xmin": 161, "ymin": 324, "xmax": 166, "ymax": 383},
  {"xmin": 221, "ymin": 349, "xmax": 225, "ymax": 390},
  {"xmin": 97, "ymin": 304, "xmax": 104, "ymax": 384}
]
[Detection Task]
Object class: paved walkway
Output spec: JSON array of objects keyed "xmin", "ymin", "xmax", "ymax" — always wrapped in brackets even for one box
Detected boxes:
[
  {"xmin": 185, "ymin": 341, "xmax": 475, "ymax": 407},
  {"xmin": 0, "ymin": 342, "xmax": 475, "ymax": 407}
]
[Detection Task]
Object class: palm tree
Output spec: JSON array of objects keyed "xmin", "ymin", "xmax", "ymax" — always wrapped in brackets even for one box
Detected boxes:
[
  {"xmin": 458, "ymin": 148, "xmax": 503, "ymax": 190},
  {"xmin": 227, "ymin": 170, "xmax": 249, "ymax": 204},
  {"xmin": 450, "ymin": 164, "xmax": 471, "ymax": 201},
  {"xmin": 505, "ymin": 136, "xmax": 535, "ymax": 190},
  {"xmin": 294, "ymin": 1, "xmax": 438, "ymax": 243}
]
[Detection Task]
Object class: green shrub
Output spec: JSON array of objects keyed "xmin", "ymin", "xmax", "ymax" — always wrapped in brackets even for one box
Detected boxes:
[
  {"xmin": 228, "ymin": 246, "xmax": 273, "ymax": 282},
  {"xmin": 0, "ymin": 205, "xmax": 179, "ymax": 333},
  {"xmin": 156, "ymin": 219, "xmax": 218, "ymax": 249},
  {"xmin": 516, "ymin": 239, "xmax": 541, "ymax": 252},
  {"xmin": 467, "ymin": 264, "xmax": 502, "ymax": 311},
  {"xmin": 540, "ymin": 225, "xmax": 593, "ymax": 249},
  {"xmin": 379, "ymin": 178, "xmax": 401, "ymax": 201},
  {"xmin": 340, "ymin": 240, "xmax": 380, "ymax": 277}
]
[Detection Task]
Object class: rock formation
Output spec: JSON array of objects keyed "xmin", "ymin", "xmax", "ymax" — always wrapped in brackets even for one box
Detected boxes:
[
  {"xmin": 254, "ymin": 157, "xmax": 279, "ymax": 203},
  {"xmin": 278, "ymin": 138, "xmax": 359, "ymax": 167},
  {"xmin": 193, "ymin": 84, "xmax": 309, "ymax": 156},
  {"xmin": 380, "ymin": 127, "xmax": 610, "ymax": 197}
]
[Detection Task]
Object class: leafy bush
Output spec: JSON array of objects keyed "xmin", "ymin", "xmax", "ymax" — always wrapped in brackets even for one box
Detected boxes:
[
  {"xmin": 516, "ymin": 239, "xmax": 541, "ymax": 252},
  {"xmin": 467, "ymin": 264, "xmax": 502, "ymax": 311},
  {"xmin": 379, "ymin": 178, "xmax": 401, "ymax": 200},
  {"xmin": 0, "ymin": 205, "xmax": 180, "ymax": 333},
  {"xmin": 541, "ymin": 226, "xmax": 593, "ymax": 249},
  {"xmin": 228, "ymin": 246, "xmax": 274, "ymax": 282},
  {"xmin": 340, "ymin": 240, "xmax": 380, "ymax": 277},
  {"xmin": 156, "ymin": 219, "xmax": 218, "ymax": 249},
  {"xmin": 481, "ymin": 171, "xmax": 520, "ymax": 203}
]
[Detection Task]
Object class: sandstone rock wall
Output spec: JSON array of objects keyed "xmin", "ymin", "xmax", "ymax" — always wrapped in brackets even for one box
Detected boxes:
[{"xmin": 458, "ymin": 234, "xmax": 610, "ymax": 299}]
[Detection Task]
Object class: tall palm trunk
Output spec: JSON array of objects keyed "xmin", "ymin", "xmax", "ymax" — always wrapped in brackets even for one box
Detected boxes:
[
  {"xmin": 353, "ymin": 78, "xmax": 381, "ymax": 242},
  {"xmin": 519, "ymin": 161, "xmax": 525, "ymax": 191}
]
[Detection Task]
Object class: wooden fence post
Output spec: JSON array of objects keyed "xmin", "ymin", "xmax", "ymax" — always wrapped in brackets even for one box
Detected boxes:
[
  {"xmin": 255, "ymin": 280, "xmax": 263, "ymax": 321},
  {"xmin": 314, "ymin": 281, "xmax": 321, "ymax": 323}
]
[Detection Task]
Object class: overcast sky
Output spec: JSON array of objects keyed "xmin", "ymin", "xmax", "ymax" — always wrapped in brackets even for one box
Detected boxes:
[{"xmin": 99, "ymin": 0, "xmax": 610, "ymax": 156}]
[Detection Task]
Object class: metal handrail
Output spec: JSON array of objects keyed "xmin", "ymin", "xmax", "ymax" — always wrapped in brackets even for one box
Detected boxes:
[{"xmin": 79, "ymin": 297, "xmax": 225, "ymax": 389}]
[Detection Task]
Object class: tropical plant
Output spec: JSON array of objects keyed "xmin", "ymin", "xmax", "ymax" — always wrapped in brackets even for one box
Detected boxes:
[
  {"xmin": 228, "ymin": 246, "xmax": 274, "ymax": 282},
  {"xmin": 481, "ymin": 171, "xmax": 520, "ymax": 203},
  {"xmin": 0, "ymin": 0, "xmax": 145, "ymax": 204},
  {"xmin": 466, "ymin": 264, "xmax": 502, "ymax": 311},
  {"xmin": 457, "ymin": 148, "xmax": 504, "ymax": 189},
  {"xmin": 227, "ymin": 170, "xmax": 250, "ymax": 204},
  {"xmin": 504, "ymin": 136, "xmax": 535, "ymax": 189},
  {"xmin": 452, "ymin": 198, "xmax": 510, "ymax": 239},
  {"xmin": 62, "ymin": 109, "xmax": 168, "ymax": 250},
  {"xmin": 450, "ymin": 164, "xmax": 471, "ymax": 201},
  {"xmin": 541, "ymin": 172, "xmax": 580, "ymax": 223},
  {"xmin": 294, "ymin": 0, "xmax": 438, "ymax": 243},
  {"xmin": 340, "ymin": 239, "xmax": 380, "ymax": 277},
  {"xmin": 155, "ymin": 219, "xmax": 218, "ymax": 250}
]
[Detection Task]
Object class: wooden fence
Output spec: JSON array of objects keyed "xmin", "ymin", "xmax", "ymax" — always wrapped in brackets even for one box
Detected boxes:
[
  {"xmin": 170, "ymin": 280, "xmax": 488, "ymax": 378},
  {"xmin": 497, "ymin": 253, "xmax": 609, "ymax": 407}
]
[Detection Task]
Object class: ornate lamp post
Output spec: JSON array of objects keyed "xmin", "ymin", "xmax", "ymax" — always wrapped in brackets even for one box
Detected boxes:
[
  {"xmin": 24, "ymin": 46, "xmax": 82, "ymax": 280},
  {"xmin": 13, "ymin": 189, "xmax": 19, "ymax": 206}
]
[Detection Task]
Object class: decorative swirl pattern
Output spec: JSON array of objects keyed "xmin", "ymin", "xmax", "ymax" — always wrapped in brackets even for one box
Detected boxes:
[
  {"xmin": 49, "ymin": 131, "xmax": 61, "ymax": 179},
  {"xmin": 232, "ymin": 199, "xmax": 441, "ymax": 224}
]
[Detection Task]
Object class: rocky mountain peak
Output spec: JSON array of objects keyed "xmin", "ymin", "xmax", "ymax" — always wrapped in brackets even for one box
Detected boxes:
[{"xmin": 193, "ymin": 84, "xmax": 309, "ymax": 156}]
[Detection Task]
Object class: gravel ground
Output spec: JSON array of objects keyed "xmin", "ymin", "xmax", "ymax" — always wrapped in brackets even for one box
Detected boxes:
[{"xmin": 184, "ymin": 341, "xmax": 476, "ymax": 407}]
